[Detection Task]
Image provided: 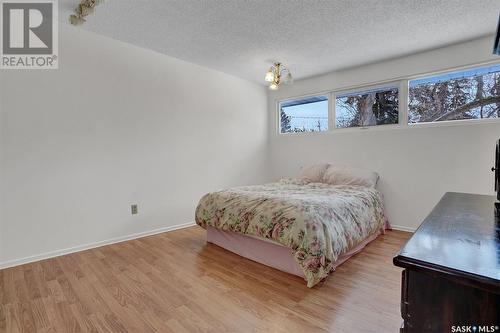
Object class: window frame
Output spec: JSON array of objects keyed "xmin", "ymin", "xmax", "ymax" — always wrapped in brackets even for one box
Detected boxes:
[
  {"xmin": 275, "ymin": 60, "xmax": 500, "ymax": 136},
  {"xmin": 407, "ymin": 63, "xmax": 500, "ymax": 128}
]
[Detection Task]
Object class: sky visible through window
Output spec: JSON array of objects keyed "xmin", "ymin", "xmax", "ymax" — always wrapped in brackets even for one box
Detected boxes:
[{"xmin": 280, "ymin": 98, "xmax": 328, "ymax": 132}]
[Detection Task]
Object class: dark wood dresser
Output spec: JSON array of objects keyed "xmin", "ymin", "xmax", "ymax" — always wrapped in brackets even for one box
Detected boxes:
[{"xmin": 393, "ymin": 192, "xmax": 500, "ymax": 333}]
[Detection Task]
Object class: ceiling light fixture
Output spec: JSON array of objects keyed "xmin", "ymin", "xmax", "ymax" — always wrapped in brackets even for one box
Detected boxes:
[
  {"xmin": 69, "ymin": 0, "xmax": 104, "ymax": 25},
  {"xmin": 265, "ymin": 62, "xmax": 293, "ymax": 90}
]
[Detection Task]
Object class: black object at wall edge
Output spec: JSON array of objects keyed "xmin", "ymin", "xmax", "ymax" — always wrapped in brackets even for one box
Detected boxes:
[
  {"xmin": 494, "ymin": 14, "xmax": 500, "ymax": 55},
  {"xmin": 495, "ymin": 139, "xmax": 500, "ymax": 201}
]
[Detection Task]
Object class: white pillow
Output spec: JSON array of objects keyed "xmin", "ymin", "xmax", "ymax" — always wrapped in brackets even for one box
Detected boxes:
[
  {"xmin": 297, "ymin": 163, "xmax": 330, "ymax": 183},
  {"xmin": 323, "ymin": 166, "xmax": 379, "ymax": 188}
]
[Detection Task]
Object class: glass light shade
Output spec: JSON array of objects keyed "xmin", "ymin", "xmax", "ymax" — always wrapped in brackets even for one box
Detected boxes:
[
  {"xmin": 269, "ymin": 82, "xmax": 279, "ymax": 90},
  {"xmin": 264, "ymin": 68, "xmax": 275, "ymax": 82},
  {"xmin": 284, "ymin": 71, "xmax": 293, "ymax": 84}
]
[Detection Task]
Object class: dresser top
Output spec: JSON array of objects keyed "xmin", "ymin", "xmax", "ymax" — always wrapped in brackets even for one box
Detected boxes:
[{"xmin": 394, "ymin": 192, "xmax": 500, "ymax": 287}]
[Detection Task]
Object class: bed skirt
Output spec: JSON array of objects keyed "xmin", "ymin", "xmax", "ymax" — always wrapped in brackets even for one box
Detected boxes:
[{"xmin": 206, "ymin": 225, "xmax": 387, "ymax": 279}]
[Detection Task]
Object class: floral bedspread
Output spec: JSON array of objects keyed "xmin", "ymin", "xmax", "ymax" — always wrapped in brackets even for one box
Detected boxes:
[{"xmin": 195, "ymin": 179, "xmax": 387, "ymax": 287}]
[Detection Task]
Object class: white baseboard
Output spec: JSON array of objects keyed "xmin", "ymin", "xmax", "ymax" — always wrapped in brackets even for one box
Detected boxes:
[
  {"xmin": 1, "ymin": 221, "xmax": 414, "ymax": 270},
  {"xmin": 390, "ymin": 224, "xmax": 416, "ymax": 233},
  {"xmin": 0, "ymin": 221, "xmax": 197, "ymax": 270}
]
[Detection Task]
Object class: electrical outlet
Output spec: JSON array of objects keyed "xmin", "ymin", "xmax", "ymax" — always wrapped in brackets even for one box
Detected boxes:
[{"xmin": 131, "ymin": 204, "xmax": 138, "ymax": 215}]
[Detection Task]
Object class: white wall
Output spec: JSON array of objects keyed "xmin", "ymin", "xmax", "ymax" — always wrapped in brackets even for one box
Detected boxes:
[
  {"xmin": 269, "ymin": 35, "xmax": 500, "ymax": 231},
  {"xmin": 0, "ymin": 24, "xmax": 269, "ymax": 267}
]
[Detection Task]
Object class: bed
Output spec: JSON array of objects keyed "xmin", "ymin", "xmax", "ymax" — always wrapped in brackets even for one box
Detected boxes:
[{"xmin": 195, "ymin": 166, "xmax": 389, "ymax": 288}]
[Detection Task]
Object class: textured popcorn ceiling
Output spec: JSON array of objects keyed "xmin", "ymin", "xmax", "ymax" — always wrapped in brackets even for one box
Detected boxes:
[{"xmin": 59, "ymin": 0, "xmax": 500, "ymax": 83}]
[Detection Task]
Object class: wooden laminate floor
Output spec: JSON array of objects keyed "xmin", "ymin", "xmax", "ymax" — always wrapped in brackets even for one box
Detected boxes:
[{"xmin": 0, "ymin": 226, "xmax": 411, "ymax": 333}]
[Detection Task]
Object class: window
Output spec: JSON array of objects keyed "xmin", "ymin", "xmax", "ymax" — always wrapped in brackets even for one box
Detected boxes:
[
  {"xmin": 409, "ymin": 64, "xmax": 500, "ymax": 124},
  {"xmin": 277, "ymin": 62, "xmax": 500, "ymax": 134},
  {"xmin": 335, "ymin": 87, "xmax": 399, "ymax": 128},
  {"xmin": 279, "ymin": 95, "xmax": 328, "ymax": 133}
]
